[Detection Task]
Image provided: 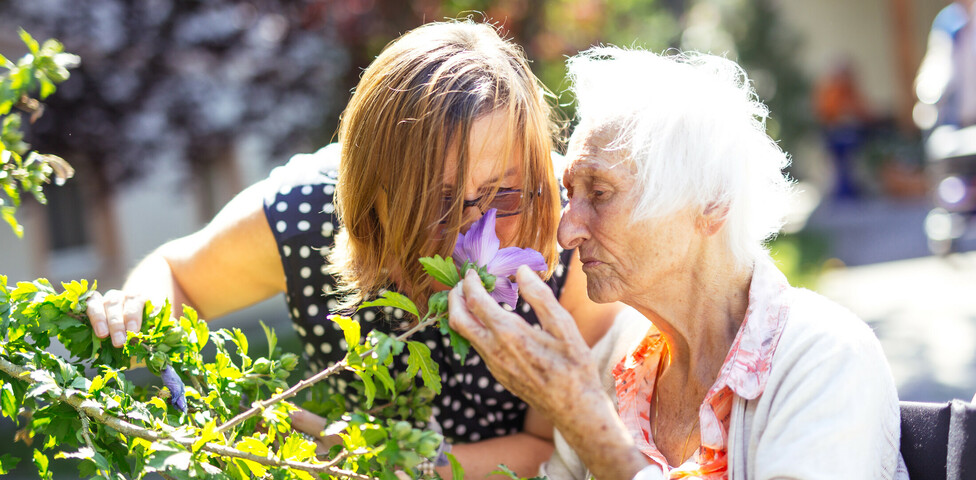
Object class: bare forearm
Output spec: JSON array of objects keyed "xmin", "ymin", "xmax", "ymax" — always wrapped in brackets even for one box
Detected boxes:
[{"xmin": 436, "ymin": 433, "xmax": 554, "ymax": 479}]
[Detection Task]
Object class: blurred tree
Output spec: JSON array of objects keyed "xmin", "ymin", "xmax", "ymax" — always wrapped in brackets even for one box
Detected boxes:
[
  {"xmin": 0, "ymin": 0, "xmax": 348, "ymax": 276},
  {"xmin": 313, "ymin": 0, "xmax": 811, "ymax": 154}
]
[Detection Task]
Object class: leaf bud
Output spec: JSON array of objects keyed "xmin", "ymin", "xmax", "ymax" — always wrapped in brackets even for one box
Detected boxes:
[
  {"xmin": 279, "ymin": 353, "xmax": 299, "ymax": 371},
  {"xmin": 394, "ymin": 372, "xmax": 413, "ymax": 392},
  {"xmin": 392, "ymin": 421, "xmax": 412, "ymax": 439},
  {"xmin": 427, "ymin": 291, "xmax": 449, "ymax": 316},
  {"xmin": 252, "ymin": 358, "xmax": 271, "ymax": 374},
  {"xmin": 149, "ymin": 351, "xmax": 167, "ymax": 374},
  {"xmin": 478, "ymin": 269, "xmax": 496, "ymax": 292}
]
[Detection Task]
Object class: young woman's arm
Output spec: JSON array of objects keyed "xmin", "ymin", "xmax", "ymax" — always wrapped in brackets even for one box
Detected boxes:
[{"xmin": 85, "ymin": 179, "xmax": 286, "ymax": 344}]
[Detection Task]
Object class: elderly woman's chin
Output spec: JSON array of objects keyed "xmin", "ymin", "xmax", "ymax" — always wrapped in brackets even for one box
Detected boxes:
[{"xmin": 582, "ymin": 275, "xmax": 626, "ymax": 304}]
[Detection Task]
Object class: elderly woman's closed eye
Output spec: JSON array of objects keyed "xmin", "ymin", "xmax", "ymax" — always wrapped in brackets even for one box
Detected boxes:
[{"xmin": 449, "ymin": 47, "xmax": 906, "ymax": 480}]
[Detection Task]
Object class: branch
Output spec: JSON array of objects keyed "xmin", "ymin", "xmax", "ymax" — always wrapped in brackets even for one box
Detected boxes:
[
  {"xmin": 215, "ymin": 315, "xmax": 441, "ymax": 435},
  {"xmin": 0, "ymin": 357, "xmax": 378, "ymax": 480}
]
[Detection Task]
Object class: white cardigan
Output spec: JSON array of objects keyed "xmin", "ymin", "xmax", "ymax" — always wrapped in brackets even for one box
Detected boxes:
[{"xmin": 542, "ymin": 287, "xmax": 908, "ymax": 480}]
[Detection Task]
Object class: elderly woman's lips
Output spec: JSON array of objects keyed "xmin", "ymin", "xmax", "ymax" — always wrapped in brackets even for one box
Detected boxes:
[{"xmin": 580, "ymin": 258, "xmax": 602, "ymax": 268}]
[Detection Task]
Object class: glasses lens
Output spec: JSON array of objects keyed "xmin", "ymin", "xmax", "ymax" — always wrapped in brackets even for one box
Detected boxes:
[{"xmin": 490, "ymin": 189, "xmax": 523, "ymax": 215}]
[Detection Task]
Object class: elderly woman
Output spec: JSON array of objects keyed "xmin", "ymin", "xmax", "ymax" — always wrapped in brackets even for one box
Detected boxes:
[{"xmin": 449, "ymin": 48, "xmax": 906, "ymax": 479}]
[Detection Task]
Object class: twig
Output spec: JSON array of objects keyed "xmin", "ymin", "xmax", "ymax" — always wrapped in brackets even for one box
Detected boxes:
[
  {"xmin": 78, "ymin": 412, "xmax": 111, "ymax": 478},
  {"xmin": 215, "ymin": 315, "xmax": 441, "ymax": 435},
  {"xmin": 0, "ymin": 357, "xmax": 378, "ymax": 480}
]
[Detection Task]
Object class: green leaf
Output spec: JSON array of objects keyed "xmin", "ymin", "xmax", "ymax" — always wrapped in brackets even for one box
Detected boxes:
[
  {"xmin": 330, "ymin": 315, "xmax": 360, "ymax": 350},
  {"xmin": 419, "ymin": 255, "xmax": 461, "ymax": 287},
  {"xmin": 19, "ymin": 29, "xmax": 39, "ymax": 55},
  {"xmin": 25, "ymin": 380, "xmax": 57, "ymax": 399},
  {"xmin": 259, "ymin": 319, "xmax": 277, "ymax": 356},
  {"xmin": 192, "ymin": 419, "xmax": 219, "ymax": 453},
  {"xmin": 231, "ymin": 328, "xmax": 249, "ymax": 356},
  {"xmin": 439, "ymin": 316, "xmax": 471, "ymax": 365},
  {"xmin": 406, "ymin": 341, "xmax": 441, "ymax": 394},
  {"xmin": 54, "ymin": 447, "xmax": 95, "ymax": 460},
  {"xmin": 355, "ymin": 370, "xmax": 377, "ymax": 408},
  {"xmin": 447, "ymin": 453, "xmax": 465, "ymax": 480},
  {"xmin": 0, "ymin": 453, "xmax": 21, "ymax": 474},
  {"xmin": 359, "ymin": 291, "xmax": 419, "ymax": 319},
  {"xmin": 279, "ymin": 432, "xmax": 317, "ymax": 462},
  {"xmin": 370, "ymin": 364, "xmax": 396, "ymax": 397},
  {"xmin": 32, "ymin": 449, "xmax": 51, "ymax": 480},
  {"xmin": 1, "ymin": 382, "xmax": 16, "ymax": 418}
]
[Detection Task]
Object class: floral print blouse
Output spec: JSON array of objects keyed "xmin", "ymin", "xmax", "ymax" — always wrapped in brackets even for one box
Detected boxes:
[{"xmin": 611, "ymin": 259, "xmax": 792, "ymax": 479}]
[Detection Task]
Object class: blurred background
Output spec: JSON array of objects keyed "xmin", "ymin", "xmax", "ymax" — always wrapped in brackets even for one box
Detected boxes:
[{"xmin": 0, "ymin": 0, "xmax": 973, "ymax": 439}]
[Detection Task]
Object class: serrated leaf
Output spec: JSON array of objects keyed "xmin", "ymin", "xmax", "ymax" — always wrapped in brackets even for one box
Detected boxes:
[
  {"xmin": 359, "ymin": 291, "xmax": 419, "ymax": 319},
  {"xmin": 370, "ymin": 364, "xmax": 396, "ymax": 396},
  {"xmin": 231, "ymin": 328, "xmax": 248, "ymax": 356},
  {"xmin": 88, "ymin": 374, "xmax": 105, "ymax": 394},
  {"xmin": 355, "ymin": 370, "xmax": 377, "ymax": 408},
  {"xmin": 406, "ymin": 341, "xmax": 441, "ymax": 394},
  {"xmin": 1, "ymin": 382, "xmax": 16, "ymax": 419},
  {"xmin": 330, "ymin": 315, "xmax": 360, "ymax": 349},
  {"xmin": 439, "ymin": 316, "xmax": 471, "ymax": 364},
  {"xmin": 419, "ymin": 255, "xmax": 461, "ymax": 287},
  {"xmin": 32, "ymin": 449, "xmax": 51, "ymax": 480},
  {"xmin": 25, "ymin": 380, "xmax": 56, "ymax": 399},
  {"xmin": 280, "ymin": 432, "xmax": 317, "ymax": 462},
  {"xmin": 233, "ymin": 437, "xmax": 269, "ymax": 477},
  {"xmin": 0, "ymin": 453, "xmax": 21, "ymax": 474},
  {"xmin": 447, "ymin": 453, "xmax": 464, "ymax": 480},
  {"xmin": 192, "ymin": 419, "xmax": 219, "ymax": 453}
]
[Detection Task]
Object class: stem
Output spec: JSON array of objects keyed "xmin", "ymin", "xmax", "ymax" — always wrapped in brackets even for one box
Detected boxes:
[
  {"xmin": 215, "ymin": 315, "xmax": 441, "ymax": 435},
  {"xmin": 0, "ymin": 357, "xmax": 378, "ymax": 480},
  {"xmin": 78, "ymin": 413, "xmax": 110, "ymax": 478}
]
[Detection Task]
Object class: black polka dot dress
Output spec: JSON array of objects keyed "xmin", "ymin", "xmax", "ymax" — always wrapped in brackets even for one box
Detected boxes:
[{"xmin": 261, "ymin": 145, "xmax": 574, "ymax": 443}]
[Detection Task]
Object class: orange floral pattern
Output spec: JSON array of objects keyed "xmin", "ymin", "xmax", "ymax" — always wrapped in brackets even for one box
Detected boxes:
[{"xmin": 611, "ymin": 259, "xmax": 792, "ymax": 479}]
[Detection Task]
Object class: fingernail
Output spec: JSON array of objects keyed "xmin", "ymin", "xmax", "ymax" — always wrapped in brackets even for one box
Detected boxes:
[
  {"xmin": 126, "ymin": 322, "xmax": 138, "ymax": 332},
  {"xmin": 112, "ymin": 331, "xmax": 125, "ymax": 347},
  {"xmin": 94, "ymin": 324, "xmax": 108, "ymax": 337}
]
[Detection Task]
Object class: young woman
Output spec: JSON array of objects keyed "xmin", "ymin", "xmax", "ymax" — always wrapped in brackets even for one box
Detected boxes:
[{"xmin": 85, "ymin": 21, "xmax": 620, "ymax": 478}]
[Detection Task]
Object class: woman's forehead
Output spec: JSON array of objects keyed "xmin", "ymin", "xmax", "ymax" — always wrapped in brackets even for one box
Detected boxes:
[
  {"xmin": 564, "ymin": 126, "xmax": 631, "ymax": 179},
  {"xmin": 443, "ymin": 111, "xmax": 525, "ymax": 187}
]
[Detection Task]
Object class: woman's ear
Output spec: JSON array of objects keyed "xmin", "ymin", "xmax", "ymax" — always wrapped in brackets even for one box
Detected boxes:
[{"xmin": 696, "ymin": 203, "xmax": 729, "ymax": 236}]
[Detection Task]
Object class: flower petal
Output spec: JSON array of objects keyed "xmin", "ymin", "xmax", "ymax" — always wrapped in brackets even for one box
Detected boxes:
[
  {"xmin": 487, "ymin": 247, "xmax": 547, "ymax": 277},
  {"xmin": 161, "ymin": 365, "xmax": 187, "ymax": 413},
  {"xmin": 463, "ymin": 209, "xmax": 499, "ymax": 266},
  {"xmin": 453, "ymin": 232, "xmax": 466, "ymax": 267},
  {"xmin": 489, "ymin": 276, "xmax": 519, "ymax": 307}
]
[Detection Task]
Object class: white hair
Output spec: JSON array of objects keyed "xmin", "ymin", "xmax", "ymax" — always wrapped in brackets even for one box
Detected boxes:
[{"xmin": 567, "ymin": 46, "xmax": 794, "ymax": 270}]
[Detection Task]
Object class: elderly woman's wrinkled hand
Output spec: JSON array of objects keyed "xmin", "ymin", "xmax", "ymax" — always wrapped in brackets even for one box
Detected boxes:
[{"xmin": 448, "ymin": 266, "xmax": 605, "ymax": 421}]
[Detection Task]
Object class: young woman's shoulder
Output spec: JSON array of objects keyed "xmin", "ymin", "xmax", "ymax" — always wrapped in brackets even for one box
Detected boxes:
[{"xmin": 264, "ymin": 144, "xmax": 341, "ymax": 205}]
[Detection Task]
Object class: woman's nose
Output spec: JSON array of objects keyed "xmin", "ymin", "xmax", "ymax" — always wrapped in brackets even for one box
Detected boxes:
[
  {"xmin": 458, "ymin": 204, "xmax": 483, "ymax": 234},
  {"xmin": 557, "ymin": 201, "xmax": 588, "ymax": 250}
]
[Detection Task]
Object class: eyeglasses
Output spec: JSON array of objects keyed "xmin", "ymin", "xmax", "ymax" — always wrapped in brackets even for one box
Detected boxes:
[{"xmin": 439, "ymin": 188, "xmax": 537, "ymax": 224}]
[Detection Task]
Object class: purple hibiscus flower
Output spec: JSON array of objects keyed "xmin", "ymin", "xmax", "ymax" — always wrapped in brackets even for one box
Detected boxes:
[
  {"xmin": 453, "ymin": 208, "xmax": 547, "ymax": 306},
  {"xmin": 161, "ymin": 364, "xmax": 187, "ymax": 413}
]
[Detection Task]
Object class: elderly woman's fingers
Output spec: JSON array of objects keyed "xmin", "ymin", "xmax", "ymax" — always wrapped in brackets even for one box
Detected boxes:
[
  {"xmin": 515, "ymin": 265, "xmax": 583, "ymax": 343},
  {"xmin": 458, "ymin": 269, "xmax": 515, "ymax": 332},
  {"xmin": 448, "ymin": 282, "xmax": 493, "ymax": 350}
]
